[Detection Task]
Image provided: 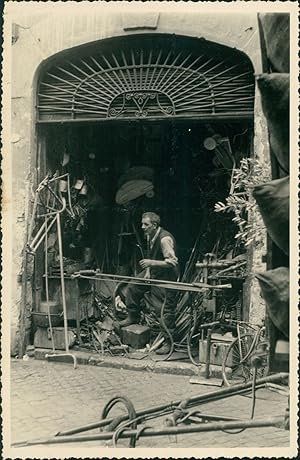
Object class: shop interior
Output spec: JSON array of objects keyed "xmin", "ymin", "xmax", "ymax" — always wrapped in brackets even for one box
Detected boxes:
[{"xmin": 32, "ymin": 119, "xmax": 253, "ymax": 358}]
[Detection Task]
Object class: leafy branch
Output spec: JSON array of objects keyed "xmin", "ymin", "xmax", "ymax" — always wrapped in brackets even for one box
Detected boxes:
[{"xmin": 214, "ymin": 158, "xmax": 269, "ymax": 247}]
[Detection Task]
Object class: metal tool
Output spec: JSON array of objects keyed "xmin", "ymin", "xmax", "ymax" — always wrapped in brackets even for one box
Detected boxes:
[
  {"xmin": 25, "ymin": 174, "xmax": 77, "ymax": 368},
  {"xmin": 13, "ymin": 372, "xmax": 289, "ymax": 447},
  {"xmin": 71, "ymin": 270, "xmax": 232, "ymax": 293}
]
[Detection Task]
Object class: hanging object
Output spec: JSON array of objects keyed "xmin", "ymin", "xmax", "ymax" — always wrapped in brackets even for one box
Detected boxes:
[
  {"xmin": 59, "ymin": 179, "xmax": 68, "ymax": 192},
  {"xmin": 255, "ymin": 267, "xmax": 289, "ymax": 339},
  {"xmin": 74, "ymin": 179, "xmax": 84, "ymax": 190},
  {"xmin": 203, "ymin": 137, "xmax": 217, "ymax": 151},
  {"xmin": 115, "ymin": 180, "xmax": 154, "ymax": 205},
  {"xmin": 146, "ymin": 190, "xmax": 155, "ymax": 199},
  {"xmin": 79, "ymin": 184, "xmax": 88, "ymax": 195},
  {"xmin": 118, "ymin": 166, "xmax": 154, "ymax": 188},
  {"xmin": 62, "ymin": 152, "xmax": 70, "ymax": 167},
  {"xmin": 253, "ymin": 176, "xmax": 289, "ymax": 255}
]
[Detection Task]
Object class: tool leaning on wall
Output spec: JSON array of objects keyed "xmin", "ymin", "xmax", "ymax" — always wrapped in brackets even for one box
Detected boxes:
[{"xmin": 26, "ymin": 173, "xmax": 77, "ymax": 368}]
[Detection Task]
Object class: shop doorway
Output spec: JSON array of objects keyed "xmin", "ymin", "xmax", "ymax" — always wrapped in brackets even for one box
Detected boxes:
[{"xmin": 33, "ymin": 34, "xmax": 255, "ymax": 350}]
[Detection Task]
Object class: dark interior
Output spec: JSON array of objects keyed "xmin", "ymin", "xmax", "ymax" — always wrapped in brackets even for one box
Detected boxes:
[{"xmin": 43, "ymin": 120, "xmax": 252, "ymax": 277}]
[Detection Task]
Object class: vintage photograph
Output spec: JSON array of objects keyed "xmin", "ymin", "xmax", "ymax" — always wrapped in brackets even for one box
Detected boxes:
[{"xmin": 1, "ymin": 1, "xmax": 298, "ymax": 457}]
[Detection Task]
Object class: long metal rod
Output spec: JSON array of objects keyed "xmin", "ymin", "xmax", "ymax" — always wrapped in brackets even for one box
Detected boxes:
[
  {"xmin": 13, "ymin": 416, "xmax": 284, "ymax": 447},
  {"xmin": 37, "ymin": 112, "xmax": 254, "ymax": 124},
  {"xmin": 204, "ymin": 328, "xmax": 212, "ymax": 379},
  {"xmin": 55, "ymin": 372, "xmax": 288, "ymax": 437},
  {"xmin": 45, "ymin": 208, "xmax": 77, "ymax": 368},
  {"xmin": 27, "ymin": 190, "xmax": 39, "ymax": 243},
  {"xmin": 56, "ymin": 212, "xmax": 69, "ymax": 353},
  {"xmin": 44, "ymin": 214, "xmax": 55, "ymax": 353},
  {"xmin": 28, "ymin": 215, "xmax": 56, "ymax": 251},
  {"xmin": 71, "ymin": 271, "xmax": 232, "ymax": 292}
]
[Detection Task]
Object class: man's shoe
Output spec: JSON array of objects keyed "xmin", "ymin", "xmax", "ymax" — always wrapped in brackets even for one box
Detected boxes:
[
  {"xmin": 155, "ymin": 341, "xmax": 171, "ymax": 355},
  {"xmin": 118, "ymin": 312, "xmax": 140, "ymax": 328}
]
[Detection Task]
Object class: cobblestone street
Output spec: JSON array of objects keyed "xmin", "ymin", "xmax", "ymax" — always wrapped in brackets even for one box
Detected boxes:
[{"xmin": 5, "ymin": 358, "xmax": 292, "ymax": 457}]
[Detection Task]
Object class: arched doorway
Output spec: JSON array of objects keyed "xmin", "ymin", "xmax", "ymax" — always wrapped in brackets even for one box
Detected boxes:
[
  {"xmin": 35, "ymin": 34, "xmax": 255, "ymax": 336},
  {"xmin": 37, "ymin": 34, "xmax": 254, "ymax": 122}
]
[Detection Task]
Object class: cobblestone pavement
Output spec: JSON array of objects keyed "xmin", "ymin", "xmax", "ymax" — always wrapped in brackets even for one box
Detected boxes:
[{"xmin": 7, "ymin": 358, "xmax": 290, "ymax": 456}]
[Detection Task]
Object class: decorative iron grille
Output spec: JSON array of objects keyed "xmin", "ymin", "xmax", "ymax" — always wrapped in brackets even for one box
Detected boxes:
[{"xmin": 37, "ymin": 37, "xmax": 255, "ymax": 122}]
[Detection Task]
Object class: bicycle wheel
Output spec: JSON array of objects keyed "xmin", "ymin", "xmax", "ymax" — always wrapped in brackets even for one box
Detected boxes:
[{"xmin": 222, "ymin": 334, "xmax": 255, "ymax": 386}]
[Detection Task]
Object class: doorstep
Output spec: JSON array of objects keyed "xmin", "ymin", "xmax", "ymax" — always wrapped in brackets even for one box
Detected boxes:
[{"xmin": 34, "ymin": 347, "xmax": 229, "ymax": 380}]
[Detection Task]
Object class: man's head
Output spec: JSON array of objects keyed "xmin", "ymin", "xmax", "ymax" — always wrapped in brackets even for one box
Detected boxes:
[{"xmin": 141, "ymin": 212, "xmax": 160, "ymax": 239}]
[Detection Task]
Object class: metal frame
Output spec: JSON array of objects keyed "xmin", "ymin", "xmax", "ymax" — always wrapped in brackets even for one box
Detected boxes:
[
  {"xmin": 38, "ymin": 39, "xmax": 255, "ymax": 122},
  {"xmin": 26, "ymin": 174, "xmax": 77, "ymax": 368}
]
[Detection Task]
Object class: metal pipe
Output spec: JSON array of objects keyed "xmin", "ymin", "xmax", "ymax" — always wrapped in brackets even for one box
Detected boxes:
[
  {"xmin": 28, "ymin": 215, "xmax": 57, "ymax": 253},
  {"xmin": 27, "ymin": 190, "xmax": 39, "ymax": 243},
  {"xmin": 71, "ymin": 271, "xmax": 232, "ymax": 292},
  {"xmin": 56, "ymin": 211, "xmax": 69, "ymax": 353},
  {"xmin": 205, "ymin": 328, "xmax": 212, "ymax": 379},
  {"xmin": 46, "ymin": 183, "xmax": 73, "ymax": 217},
  {"xmin": 55, "ymin": 372, "xmax": 288, "ymax": 437},
  {"xmin": 13, "ymin": 416, "xmax": 284, "ymax": 447},
  {"xmin": 44, "ymin": 215, "xmax": 55, "ymax": 353}
]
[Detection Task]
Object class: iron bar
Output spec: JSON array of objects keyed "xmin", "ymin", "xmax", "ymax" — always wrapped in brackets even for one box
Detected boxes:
[
  {"xmin": 112, "ymin": 53, "xmax": 131, "ymax": 91},
  {"xmin": 59, "ymin": 66, "xmax": 109, "ymax": 102},
  {"xmin": 148, "ymin": 49, "xmax": 163, "ymax": 89},
  {"xmin": 144, "ymin": 49, "xmax": 153, "ymax": 89},
  {"xmin": 37, "ymin": 112, "xmax": 254, "ymax": 124},
  {"xmin": 13, "ymin": 416, "xmax": 284, "ymax": 447},
  {"xmin": 158, "ymin": 53, "xmax": 199, "ymax": 92},
  {"xmin": 56, "ymin": 211, "xmax": 69, "ymax": 353},
  {"xmin": 152, "ymin": 50, "xmax": 172, "ymax": 89},
  {"xmin": 41, "ymin": 81, "xmax": 77, "ymax": 97},
  {"xmin": 88, "ymin": 57, "xmax": 120, "ymax": 97},
  {"xmin": 131, "ymin": 49, "xmax": 138, "ymax": 89},
  {"xmin": 71, "ymin": 271, "xmax": 232, "ymax": 292},
  {"xmin": 175, "ymin": 83, "xmax": 254, "ymax": 108},
  {"xmin": 86, "ymin": 66, "xmax": 124, "ymax": 99},
  {"xmin": 27, "ymin": 215, "xmax": 57, "ymax": 253},
  {"xmin": 172, "ymin": 70, "xmax": 251, "ymax": 103},
  {"xmin": 205, "ymin": 329, "xmax": 212, "ymax": 379},
  {"xmin": 168, "ymin": 60, "xmax": 236, "ymax": 98},
  {"xmin": 121, "ymin": 51, "xmax": 134, "ymax": 90},
  {"xmin": 39, "ymin": 92, "xmax": 109, "ymax": 111},
  {"xmin": 101, "ymin": 55, "xmax": 128, "ymax": 93},
  {"xmin": 139, "ymin": 49, "xmax": 143, "ymax": 90},
  {"xmin": 78, "ymin": 57, "xmax": 99, "ymax": 75},
  {"xmin": 160, "ymin": 56, "xmax": 216, "ymax": 94},
  {"xmin": 39, "ymin": 105, "xmax": 107, "ymax": 115},
  {"xmin": 54, "ymin": 372, "xmax": 288, "ymax": 437}
]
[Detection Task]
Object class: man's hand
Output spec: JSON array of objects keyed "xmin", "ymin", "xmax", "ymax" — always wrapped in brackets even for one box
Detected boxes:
[{"xmin": 139, "ymin": 259, "xmax": 153, "ymax": 269}]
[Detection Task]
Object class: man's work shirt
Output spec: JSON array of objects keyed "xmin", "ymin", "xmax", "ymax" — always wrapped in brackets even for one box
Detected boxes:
[{"xmin": 160, "ymin": 235, "xmax": 178, "ymax": 267}]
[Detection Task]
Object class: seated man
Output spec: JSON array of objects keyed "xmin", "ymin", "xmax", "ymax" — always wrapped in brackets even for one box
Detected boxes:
[{"xmin": 119, "ymin": 212, "xmax": 179, "ymax": 355}]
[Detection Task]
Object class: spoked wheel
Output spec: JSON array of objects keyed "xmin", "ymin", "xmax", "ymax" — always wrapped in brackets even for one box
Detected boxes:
[{"xmin": 222, "ymin": 334, "xmax": 255, "ymax": 386}]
